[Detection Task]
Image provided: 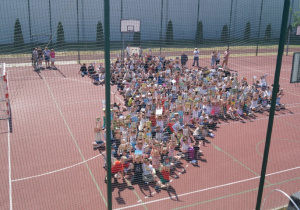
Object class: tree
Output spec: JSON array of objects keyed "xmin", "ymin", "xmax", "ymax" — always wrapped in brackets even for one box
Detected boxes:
[
  {"xmin": 133, "ymin": 32, "xmax": 141, "ymax": 46},
  {"xmin": 96, "ymin": 21, "xmax": 104, "ymax": 47},
  {"xmin": 165, "ymin": 20, "xmax": 174, "ymax": 45},
  {"xmin": 292, "ymin": 11, "xmax": 300, "ymax": 28},
  {"xmin": 56, "ymin": 22, "xmax": 65, "ymax": 46},
  {"xmin": 264, "ymin": 23, "xmax": 272, "ymax": 42},
  {"xmin": 221, "ymin": 24, "xmax": 229, "ymax": 43},
  {"xmin": 244, "ymin": 21, "xmax": 251, "ymax": 41},
  {"xmin": 195, "ymin": 21, "xmax": 203, "ymax": 44},
  {"xmin": 14, "ymin": 19, "xmax": 24, "ymax": 47}
]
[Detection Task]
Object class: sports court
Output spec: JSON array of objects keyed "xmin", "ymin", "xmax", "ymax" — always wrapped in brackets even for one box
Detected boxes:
[{"xmin": 1, "ymin": 0, "xmax": 300, "ymax": 209}]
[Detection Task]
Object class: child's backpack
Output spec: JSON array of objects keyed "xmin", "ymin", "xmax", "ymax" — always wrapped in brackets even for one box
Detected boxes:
[{"xmin": 188, "ymin": 146, "xmax": 195, "ymax": 161}]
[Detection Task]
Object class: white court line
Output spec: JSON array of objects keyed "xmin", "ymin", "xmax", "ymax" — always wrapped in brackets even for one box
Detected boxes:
[
  {"xmin": 231, "ymin": 62, "xmax": 300, "ymax": 98},
  {"xmin": 114, "ymin": 166, "xmax": 300, "ymax": 210},
  {"xmin": 7, "ymin": 121, "xmax": 12, "ymax": 210},
  {"xmin": 11, "ymin": 102, "xmax": 300, "ymax": 183},
  {"xmin": 217, "ymin": 110, "xmax": 300, "ymax": 127},
  {"xmin": 42, "ymin": 76, "xmax": 107, "ymax": 206},
  {"xmin": 12, "ymin": 154, "xmax": 103, "ymax": 182}
]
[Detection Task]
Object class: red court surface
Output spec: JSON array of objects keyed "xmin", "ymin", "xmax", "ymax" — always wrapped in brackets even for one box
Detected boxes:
[{"xmin": 1, "ymin": 53, "xmax": 300, "ymax": 210}]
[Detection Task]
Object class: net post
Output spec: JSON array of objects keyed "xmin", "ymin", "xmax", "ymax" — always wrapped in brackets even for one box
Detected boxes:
[
  {"xmin": 255, "ymin": 0, "xmax": 290, "ymax": 209},
  {"xmin": 104, "ymin": 0, "xmax": 112, "ymax": 209}
]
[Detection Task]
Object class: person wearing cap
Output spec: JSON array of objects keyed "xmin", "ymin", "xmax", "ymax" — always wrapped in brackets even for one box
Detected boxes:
[{"xmin": 192, "ymin": 48, "xmax": 200, "ymax": 67}]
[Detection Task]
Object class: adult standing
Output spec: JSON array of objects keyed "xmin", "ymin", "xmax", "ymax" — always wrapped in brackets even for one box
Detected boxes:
[
  {"xmin": 180, "ymin": 51, "xmax": 188, "ymax": 66},
  {"xmin": 37, "ymin": 46, "xmax": 43, "ymax": 69},
  {"xmin": 192, "ymin": 48, "xmax": 200, "ymax": 67},
  {"xmin": 126, "ymin": 44, "xmax": 131, "ymax": 59},
  {"xmin": 216, "ymin": 51, "xmax": 221, "ymax": 66},
  {"xmin": 43, "ymin": 47, "xmax": 51, "ymax": 68},
  {"xmin": 31, "ymin": 47, "xmax": 38, "ymax": 70},
  {"xmin": 139, "ymin": 46, "xmax": 143, "ymax": 58},
  {"xmin": 222, "ymin": 48, "xmax": 230, "ymax": 69}
]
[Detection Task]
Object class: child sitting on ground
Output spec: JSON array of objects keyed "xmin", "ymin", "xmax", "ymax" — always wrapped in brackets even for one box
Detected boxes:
[
  {"xmin": 156, "ymin": 165, "xmax": 171, "ymax": 189},
  {"xmin": 142, "ymin": 158, "xmax": 156, "ymax": 184},
  {"xmin": 92, "ymin": 121, "xmax": 106, "ymax": 150},
  {"xmin": 131, "ymin": 155, "xmax": 144, "ymax": 185}
]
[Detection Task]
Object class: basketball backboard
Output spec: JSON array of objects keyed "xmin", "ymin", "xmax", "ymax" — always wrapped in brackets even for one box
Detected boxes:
[
  {"xmin": 120, "ymin": 20, "xmax": 140, "ymax": 32},
  {"xmin": 291, "ymin": 52, "xmax": 300, "ymax": 83}
]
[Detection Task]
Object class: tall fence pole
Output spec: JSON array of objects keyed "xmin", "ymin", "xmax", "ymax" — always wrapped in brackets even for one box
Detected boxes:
[
  {"xmin": 27, "ymin": 0, "xmax": 32, "ymax": 42},
  {"xmin": 256, "ymin": 0, "xmax": 264, "ymax": 56},
  {"xmin": 104, "ymin": 0, "xmax": 112, "ymax": 209},
  {"xmin": 255, "ymin": 1, "xmax": 290, "ymax": 209},
  {"xmin": 121, "ymin": 0, "xmax": 124, "ymax": 60},
  {"xmin": 48, "ymin": 0, "xmax": 52, "ymax": 46},
  {"xmin": 286, "ymin": 0, "xmax": 295, "ymax": 56},
  {"xmin": 76, "ymin": 0, "xmax": 80, "ymax": 64},
  {"xmin": 228, "ymin": 0, "xmax": 234, "ymax": 49}
]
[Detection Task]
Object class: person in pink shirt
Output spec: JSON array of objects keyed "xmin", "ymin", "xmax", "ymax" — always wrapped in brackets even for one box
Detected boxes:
[{"xmin": 50, "ymin": 49, "xmax": 55, "ymax": 69}]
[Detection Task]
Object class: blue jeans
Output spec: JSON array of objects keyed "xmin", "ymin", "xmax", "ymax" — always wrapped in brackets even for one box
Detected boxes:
[{"xmin": 193, "ymin": 57, "xmax": 199, "ymax": 67}]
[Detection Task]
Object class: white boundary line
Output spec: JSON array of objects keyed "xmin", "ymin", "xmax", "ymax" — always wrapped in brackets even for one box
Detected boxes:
[
  {"xmin": 114, "ymin": 166, "xmax": 300, "ymax": 210},
  {"xmin": 12, "ymin": 154, "xmax": 103, "ymax": 182},
  {"xmin": 7, "ymin": 120, "xmax": 12, "ymax": 210},
  {"xmin": 11, "ymin": 107, "xmax": 300, "ymax": 183},
  {"xmin": 42, "ymin": 76, "xmax": 107, "ymax": 206}
]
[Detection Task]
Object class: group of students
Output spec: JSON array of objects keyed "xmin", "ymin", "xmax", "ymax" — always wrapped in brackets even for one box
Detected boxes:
[
  {"xmin": 91, "ymin": 48, "xmax": 285, "ymax": 191},
  {"xmin": 31, "ymin": 46, "xmax": 56, "ymax": 70}
]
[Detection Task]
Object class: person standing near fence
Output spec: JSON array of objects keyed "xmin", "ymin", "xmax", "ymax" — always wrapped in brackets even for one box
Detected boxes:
[
  {"xmin": 32, "ymin": 48, "xmax": 38, "ymax": 70},
  {"xmin": 43, "ymin": 47, "xmax": 51, "ymax": 69},
  {"xmin": 192, "ymin": 48, "xmax": 200, "ymax": 67},
  {"xmin": 222, "ymin": 48, "xmax": 230, "ymax": 69},
  {"xmin": 139, "ymin": 46, "xmax": 143, "ymax": 58},
  {"xmin": 126, "ymin": 44, "xmax": 131, "ymax": 59},
  {"xmin": 181, "ymin": 51, "xmax": 188, "ymax": 66},
  {"xmin": 37, "ymin": 46, "xmax": 43, "ymax": 69},
  {"xmin": 50, "ymin": 49, "xmax": 55, "ymax": 69}
]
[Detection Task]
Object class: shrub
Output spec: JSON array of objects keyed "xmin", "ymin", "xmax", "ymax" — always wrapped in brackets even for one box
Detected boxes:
[
  {"xmin": 57, "ymin": 22, "xmax": 65, "ymax": 46},
  {"xmin": 165, "ymin": 20, "xmax": 174, "ymax": 45},
  {"xmin": 264, "ymin": 23, "xmax": 272, "ymax": 42},
  {"xmin": 96, "ymin": 21, "xmax": 104, "ymax": 47},
  {"xmin": 195, "ymin": 21, "xmax": 203, "ymax": 44},
  {"xmin": 221, "ymin": 24, "xmax": 229, "ymax": 43},
  {"xmin": 244, "ymin": 21, "xmax": 251, "ymax": 41},
  {"xmin": 14, "ymin": 19, "xmax": 24, "ymax": 47}
]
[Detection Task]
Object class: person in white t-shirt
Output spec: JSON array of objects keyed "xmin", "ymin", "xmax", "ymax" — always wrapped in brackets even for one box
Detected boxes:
[{"xmin": 192, "ymin": 48, "xmax": 200, "ymax": 67}]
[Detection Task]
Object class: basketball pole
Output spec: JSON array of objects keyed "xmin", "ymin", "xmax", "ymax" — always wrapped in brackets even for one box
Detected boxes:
[{"xmin": 255, "ymin": 0, "xmax": 290, "ymax": 209}]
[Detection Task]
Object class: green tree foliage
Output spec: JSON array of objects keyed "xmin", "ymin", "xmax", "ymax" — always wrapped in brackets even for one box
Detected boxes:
[
  {"xmin": 292, "ymin": 11, "xmax": 300, "ymax": 27},
  {"xmin": 57, "ymin": 22, "xmax": 65, "ymax": 46},
  {"xmin": 96, "ymin": 21, "xmax": 104, "ymax": 47},
  {"xmin": 133, "ymin": 32, "xmax": 141, "ymax": 46},
  {"xmin": 264, "ymin": 23, "xmax": 272, "ymax": 42},
  {"xmin": 165, "ymin": 20, "xmax": 174, "ymax": 45},
  {"xmin": 195, "ymin": 21, "xmax": 203, "ymax": 44},
  {"xmin": 244, "ymin": 21, "xmax": 251, "ymax": 41},
  {"xmin": 221, "ymin": 24, "xmax": 229, "ymax": 43},
  {"xmin": 14, "ymin": 19, "xmax": 24, "ymax": 47}
]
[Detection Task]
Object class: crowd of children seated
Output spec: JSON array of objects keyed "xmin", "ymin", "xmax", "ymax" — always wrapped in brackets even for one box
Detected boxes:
[{"xmin": 92, "ymin": 49, "xmax": 285, "ymax": 190}]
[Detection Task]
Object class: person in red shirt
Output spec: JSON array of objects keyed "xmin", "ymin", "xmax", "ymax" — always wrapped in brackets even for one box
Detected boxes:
[
  {"xmin": 149, "ymin": 112, "xmax": 157, "ymax": 130},
  {"xmin": 156, "ymin": 166, "xmax": 170, "ymax": 189},
  {"xmin": 105, "ymin": 158, "xmax": 125, "ymax": 184}
]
